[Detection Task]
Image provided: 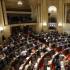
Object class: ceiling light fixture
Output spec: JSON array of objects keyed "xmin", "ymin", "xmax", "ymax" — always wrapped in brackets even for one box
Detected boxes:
[{"xmin": 17, "ymin": 0, "xmax": 23, "ymax": 6}]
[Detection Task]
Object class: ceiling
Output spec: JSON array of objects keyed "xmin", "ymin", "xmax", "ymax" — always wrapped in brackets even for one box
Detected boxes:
[
  {"xmin": 4, "ymin": 0, "xmax": 62, "ymax": 12},
  {"xmin": 5, "ymin": 0, "xmax": 31, "ymax": 11}
]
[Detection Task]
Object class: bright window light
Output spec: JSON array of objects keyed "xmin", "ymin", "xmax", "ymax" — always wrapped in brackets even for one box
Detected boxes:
[{"xmin": 48, "ymin": 6, "xmax": 57, "ymax": 13}]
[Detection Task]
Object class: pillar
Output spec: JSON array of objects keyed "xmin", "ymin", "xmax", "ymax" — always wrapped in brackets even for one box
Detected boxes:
[
  {"xmin": 57, "ymin": 0, "xmax": 63, "ymax": 33},
  {"xmin": 36, "ymin": 0, "xmax": 48, "ymax": 32},
  {"xmin": 0, "ymin": 0, "xmax": 4, "ymax": 42},
  {"xmin": 2, "ymin": 0, "xmax": 11, "ymax": 38},
  {"xmin": 42, "ymin": 0, "xmax": 48, "ymax": 32}
]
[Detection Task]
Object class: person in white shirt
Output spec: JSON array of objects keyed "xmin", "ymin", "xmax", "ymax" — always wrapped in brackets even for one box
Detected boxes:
[{"xmin": 20, "ymin": 50, "xmax": 27, "ymax": 56}]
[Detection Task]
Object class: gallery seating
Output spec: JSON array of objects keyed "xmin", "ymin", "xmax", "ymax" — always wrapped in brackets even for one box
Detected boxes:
[{"xmin": 0, "ymin": 31, "xmax": 70, "ymax": 70}]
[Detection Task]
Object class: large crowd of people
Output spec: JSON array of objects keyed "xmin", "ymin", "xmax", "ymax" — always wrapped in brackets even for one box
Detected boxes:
[{"xmin": 0, "ymin": 30, "xmax": 70, "ymax": 70}]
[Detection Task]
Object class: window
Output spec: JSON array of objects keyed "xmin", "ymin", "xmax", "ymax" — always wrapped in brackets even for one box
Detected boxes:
[{"xmin": 48, "ymin": 6, "xmax": 57, "ymax": 13}]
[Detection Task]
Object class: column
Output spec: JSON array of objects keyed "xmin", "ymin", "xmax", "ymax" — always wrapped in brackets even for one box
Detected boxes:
[
  {"xmin": 2, "ymin": 0, "xmax": 11, "ymax": 38},
  {"xmin": 36, "ymin": 0, "xmax": 42, "ymax": 32},
  {"xmin": 36, "ymin": 0, "xmax": 48, "ymax": 32},
  {"xmin": 57, "ymin": 0, "xmax": 63, "ymax": 33},
  {"xmin": 42, "ymin": 0, "xmax": 48, "ymax": 32},
  {"xmin": 0, "ymin": 0, "xmax": 4, "ymax": 42}
]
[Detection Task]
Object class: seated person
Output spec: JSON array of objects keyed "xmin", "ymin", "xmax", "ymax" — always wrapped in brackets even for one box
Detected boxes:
[
  {"xmin": 63, "ymin": 48, "xmax": 70, "ymax": 70},
  {"xmin": 50, "ymin": 46, "xmax": 63, "ymax": 70}
]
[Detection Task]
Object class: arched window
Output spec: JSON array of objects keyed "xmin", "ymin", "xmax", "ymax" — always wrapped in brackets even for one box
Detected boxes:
[{"xmin": 48, "ymin": 6, "xmax": 57, "ymax": 13}]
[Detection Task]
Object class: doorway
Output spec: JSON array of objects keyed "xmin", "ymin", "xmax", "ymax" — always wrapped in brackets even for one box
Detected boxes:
[{"xmin": 48, "ymin": 6, "xmax": 57, "ymax": 31}]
